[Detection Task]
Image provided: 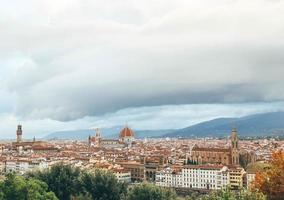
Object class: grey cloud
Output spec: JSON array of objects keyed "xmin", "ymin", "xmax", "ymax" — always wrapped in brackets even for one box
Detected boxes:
[{"xmin": 0, "ymin": 0, "xmax": 284, "ymax": 121}]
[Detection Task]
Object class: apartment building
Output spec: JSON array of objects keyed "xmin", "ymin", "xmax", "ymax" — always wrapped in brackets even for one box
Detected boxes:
[
  {"xmin": 156, "ymin": 165, "xmax": 230, "ymax": 190},
  {"xmin": 5, "ymin": 158, "xmax": 49, "ymax": 175}
]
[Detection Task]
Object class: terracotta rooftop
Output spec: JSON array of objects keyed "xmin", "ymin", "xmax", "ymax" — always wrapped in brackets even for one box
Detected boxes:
[{"xmin": 192, "ymin": 146, "xmax": 230, "ymax": 153}]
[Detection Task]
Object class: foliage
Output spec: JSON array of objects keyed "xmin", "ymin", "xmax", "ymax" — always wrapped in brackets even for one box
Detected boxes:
[
  {"xmin": 184, "ymin": 187, "xmax": 265, "ymax": 200},
  {"xmin": 81, "ymin": 169, "xmax": 127, "ymax": 200},
  {"xmin": 127, "ymin": 182, "xmax": 177, "ymax": 200},
  {"xmin": 239, "ymin": 151, "xmax": 253, "ymax": 169},
  {"xmin": 28, "ymin": 163, "xmax": 82, "ymax": 200},
  {"xmin": 0, "ymin": 173, "xmax": 58, "ymax": 200},
  {"xmin": 200, "ymin": 188, "xmax": 235, "ymax": 200},
  {"xmin": 72, "ymin": 193, "xmax": 93, "ymax": 200},
  {"xmin": 253, "ymin": 151, "xmax": 284, "ymax": 200},
  {"xmin": 184, "ymin": 191, "xmax": 199, "ymax": 200},
  {"xmin": 238, "ymin": 189, "xmax": 266, "ymax": 200}
]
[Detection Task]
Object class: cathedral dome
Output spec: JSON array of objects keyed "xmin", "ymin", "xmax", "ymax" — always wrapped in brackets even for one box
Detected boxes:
[{"xmin": 119, "ymin": 126, "xmax": 135, "ymax": 138}]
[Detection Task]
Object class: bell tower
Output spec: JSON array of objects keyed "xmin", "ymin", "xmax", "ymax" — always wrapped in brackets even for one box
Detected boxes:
[
  {"xmin": 16, "ymin": 125, "xmax": 23, "ymax": 143},
  {"xmin": 231, "ymin": 128, "xmax": 239, "ymax": 165},
  {"xmin": 95, "ymin": 128, "xmax": 101, "ymax": 147}
]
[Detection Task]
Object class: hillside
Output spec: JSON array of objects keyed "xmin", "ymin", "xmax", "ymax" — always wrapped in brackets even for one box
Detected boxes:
[
  {"xmin": 44, "ymin": 112, "xmax": 284, "ymax": 140},
  {"xmin": 164, "ymin": 112, "xmax": 284, "ymax": 138}
]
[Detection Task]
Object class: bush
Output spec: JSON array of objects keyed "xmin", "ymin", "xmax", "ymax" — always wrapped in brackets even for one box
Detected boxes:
[
  {"xmin": 127, "ymin": 182, "xmax": 177, "ymax": 200},
  {"xmin": 28, "ymin": 163, "xmax": 82, "ymax": 200},
  {"xmin": 81, "ymin": 169, "xmax": 127, "ymax": 200}
]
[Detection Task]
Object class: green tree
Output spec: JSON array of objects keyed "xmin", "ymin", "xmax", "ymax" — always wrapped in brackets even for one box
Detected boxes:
[
  {"xmin": 73, "ymin": 193, "xmax": 93, "ymax": 200},
  {"xmin": 127, "ymin": 182, "xmax": 177, "ymax": 200},
  {"xmin": 183, "ymin": 187, "xmax": 266, "ymax": 200},
  {"xmin": 238, "ymin": 189, "xmax": 266, "ymax": 200},
  {"xmin": 81, "ymin": 169, "xmax": 127, "ymax": 200},
  {"xmin": 184, "ymin": 192, "xmax": 199, "ymax": 200},
  {"xmin": 29, "ymin": 163, "xmax": 81, "ymax": 200},
  {"xmin": 26, "ymin": 178, "xmax": 58, "ymax": 200},
  {"xmin": 0, "ymin": 173, "xmax": 58, "ymax": 200},
  {"xmin": 0, "ymin": 173, "xmax": 26, "ymax": 200}
]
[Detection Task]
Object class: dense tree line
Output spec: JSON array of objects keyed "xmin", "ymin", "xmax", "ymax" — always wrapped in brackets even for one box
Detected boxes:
[
  {"xmin": 28, "ymin": 164, "xmax": 127, "ymax": 200},
  {"xmin": 0, "ymin": 161, "xmax": 277, "ymax": 200},
  {"xmin": 0, "ymin": 174, "xmax": 58, "ymax": 200},
  {"xmin": 127, "ymin": 183, "xmax": 176, "ymax": 200},
  {"xmin": 184, "ymin": 187, "xmax": 266, "ymax": 200},
  {"xmin": 0, "ymin": 165, "xmax": 178, "ymax": 200}
]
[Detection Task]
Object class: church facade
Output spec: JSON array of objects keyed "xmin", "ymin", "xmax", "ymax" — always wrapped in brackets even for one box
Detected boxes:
[{"xmin": 190, "ymin": 128, "xmax": 240, "ymax": 166}]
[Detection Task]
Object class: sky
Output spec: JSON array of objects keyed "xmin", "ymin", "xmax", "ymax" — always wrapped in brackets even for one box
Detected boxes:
[{"xmin": 0, "ymin": 0, "xmax": 284, "ymax": 138}]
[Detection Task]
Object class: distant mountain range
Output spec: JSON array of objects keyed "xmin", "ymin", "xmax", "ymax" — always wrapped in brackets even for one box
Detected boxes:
[
  {"xmin": 164, "ymin": 112, "xmax": 284, "ymax": 138},
  {"xmin": 44, "ymin": 126, "xmax": 174, "ymax": 140},
  {"xmin": 44, "ymin": 112, "xmax": 284, "ymax": 140}
]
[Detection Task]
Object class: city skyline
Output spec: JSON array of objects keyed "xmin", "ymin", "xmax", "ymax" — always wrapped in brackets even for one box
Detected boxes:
[{"xmin": 0, "ymin": 1, "xmax": 283, "ymax": 199}]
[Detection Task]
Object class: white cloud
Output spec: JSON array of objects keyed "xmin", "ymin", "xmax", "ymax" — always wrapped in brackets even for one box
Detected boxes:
[{"xmin": 0, "ymin": 0, "xmax": 283, "ymax": 125}]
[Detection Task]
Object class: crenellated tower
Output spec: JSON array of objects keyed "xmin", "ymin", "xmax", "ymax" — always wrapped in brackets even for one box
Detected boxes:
[{"xmin": 16, "ymin": 125, "xmax": 22, "ymax": 143}]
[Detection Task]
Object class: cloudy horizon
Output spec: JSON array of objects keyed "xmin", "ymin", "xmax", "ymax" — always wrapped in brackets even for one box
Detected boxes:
[
  {"xmin": 1, "ymin": 102, "xmax": 284, "ymax": 139},
  {"xmin": 1, "ymin": 0, "xmax": 284, "ymax": 138}
]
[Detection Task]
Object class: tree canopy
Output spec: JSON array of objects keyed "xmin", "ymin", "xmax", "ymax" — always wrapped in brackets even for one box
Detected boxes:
[
  {"xmin": 29, "ymin": 164, "xmax": 127, "ymax": 200},
  {"xmin": 0, "ymin": 173, "xmax": 58, "ymax": 200},
  {"xmin": 185, "ymin": 187, "xmax": 266, "ymax": 200},
  {"xmin": 28, "ymin": 163, "xmax": 81, "ymax": 200},
  {"xmin": 81, "ymin": 169, "xmax": 127, "ymax": 200},
  {"xmin": 127, "ymin": 182, "xmax": 177, "ymax": 200},
  {"xmin": 253, "ymin": 151, "xmax": 284, "ymax": 200}
]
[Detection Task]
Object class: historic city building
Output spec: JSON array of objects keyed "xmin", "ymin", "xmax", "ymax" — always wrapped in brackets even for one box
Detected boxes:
[
  {"xmin": 88, "ymin": 126, "xmax": 135, "ymax": 148},
  {"xmin": 190, "ymin": 128, "xmax": 240, "ymax": 166},
  {"xmin": 12, "ymin": 125, "xmax": 57, "ymax": 153}
]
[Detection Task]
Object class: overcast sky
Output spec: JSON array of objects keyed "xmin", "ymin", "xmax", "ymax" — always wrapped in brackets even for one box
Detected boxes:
[{"xmin": 0, "ymin": 0, "xmax": 284, "ymax": 138}]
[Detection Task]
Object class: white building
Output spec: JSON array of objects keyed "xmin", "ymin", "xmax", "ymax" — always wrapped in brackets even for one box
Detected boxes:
[
  {"xmin": 156, "ymin": 165, "xmax": 230, "ymax": 190},
  {"xmin": 156, "ymin": 168, "xmax": 183, "ymax": 188},
  {"xmin": 113, "ymin": 169, "xmax": 132, "ymax": 183},
  {"xmin": 5, "ymin": 158, "xmax": 49, "ymax": 175},
  {"xmin": 246, "ymin": 172, "xmax": 256, "ymax": 189},
  {"xmin": 0, "ymin": 159, "xmax": 5, "ymax": 174}
]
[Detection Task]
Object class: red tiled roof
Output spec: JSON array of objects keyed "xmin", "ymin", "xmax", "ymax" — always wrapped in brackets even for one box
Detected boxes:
[
  {"xmin": 184, "ymin": 165, "xmax": 225, "ymax": 170},
  {"xmin": 192, "ymin": 146, "xmax": 230, "ymax": 153}
]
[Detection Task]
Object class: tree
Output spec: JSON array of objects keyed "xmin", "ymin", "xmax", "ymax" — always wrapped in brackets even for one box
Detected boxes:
[
  {"xmin": 238, "ymin": 189, "xmax": 266, "ymax": 200},
  {"xmin": 199, "ymin": 188, "xmax": 235, "ymax": 200},
  {"xmin": 127, "ymin": 182, "xmax": 177, "ymax": 200},
  {"xmin": 29, "ymin": 163, "xmax": 82, "ymax": 200},
  {"xmin": 253, "ymin": 151, "xmax": 284, "ymax": 200},
  {"xmin": 73, "ymin": 193, "xmax": 93, "ymax": 200},
  {"xmin": 184, "ymin": 192, "xmax": 199, "ymax": 200},
  {"xmin": 0, "ymin": 173, "xmax": 58, "ymax": 200},
  {"xmin": 183, "ymin": 187, "xmax": 265, "ymax": 200},
  {"xmin": 239, "ymin": 152, "xmax": 250, "ymax": 169},
  {"xmin": 81, "ymin": 169, "xmax": 127, "ymax": 200}
]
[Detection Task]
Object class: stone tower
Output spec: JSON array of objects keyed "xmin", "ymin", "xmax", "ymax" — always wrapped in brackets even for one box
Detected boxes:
[
  {"xmin": 16, "ymin": 125, "xmax": 22, "ymax": 143},
  {"xmin": 95, "ymin": 128, "xmax": 101, "ymax": 147},
  {"xmin": 231, "ymin": 128, "xmax": 239, "ymax": 165}
]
